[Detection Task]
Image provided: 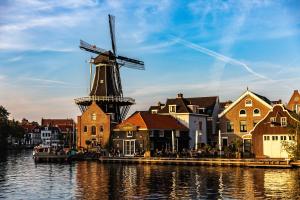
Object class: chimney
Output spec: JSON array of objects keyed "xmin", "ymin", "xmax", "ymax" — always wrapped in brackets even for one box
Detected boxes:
[
  {"xmin": 177, "ymin": 93, "xmax": 183, "ymax": 98},
  {"xmin": 294, "ymin": 90, "xmax": 299, "ymax": 94}
]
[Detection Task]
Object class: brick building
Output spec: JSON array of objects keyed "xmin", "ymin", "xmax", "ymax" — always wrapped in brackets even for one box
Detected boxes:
[
  {"xmin": 77, "ymin": 101, "xmax": 111, "ymax": 150},
  {"xmin": 218, "ymin": 90, "xmax": 274, "ymax": 153}
]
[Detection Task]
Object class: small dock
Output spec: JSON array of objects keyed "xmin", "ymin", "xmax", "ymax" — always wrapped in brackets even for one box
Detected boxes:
[{"xmin": 99, "ymin": 157, "xmax": 300, "ymax": 168}]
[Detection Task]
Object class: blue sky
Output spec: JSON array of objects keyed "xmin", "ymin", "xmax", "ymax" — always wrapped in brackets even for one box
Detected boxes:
[{"xmin": 0, "ymin": 0, "xmax": 300, "ymax": 122}]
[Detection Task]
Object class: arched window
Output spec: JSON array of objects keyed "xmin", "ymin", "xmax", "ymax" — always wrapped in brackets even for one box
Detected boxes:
[
  {"xmin": 239, "ymin": 109, "xmax": 246, "ymax": 117},
  {"xmin": 245, "ymin": 99, "xmax": 252, "ymax": 107},
  {"xmin": 253, "ymin": 108, "xmax": 260, "ymax": 116},
  {"xmin": 91, "ymin": 126, "xmax": 96, "ymax": 135}
]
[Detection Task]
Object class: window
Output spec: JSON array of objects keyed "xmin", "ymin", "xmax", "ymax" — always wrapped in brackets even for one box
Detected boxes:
[
  {"xmin": 245, "ymin": 99, "xmax": 252, "ymax": 107},
  {"xmin": 151, "ymin": 109, "xmax": 158, "ymax": 114},
  {"xmin": 169, "ymin": 105, "xmax": 176, "ymax": 113},
  {"xmin": 226, "ymin": 121, "xmax": 234, "ymax": 132},
  {"xmin": 127, "ymin": 131, "xmax": 133, "ymax": 137},
  {"xmin": 289, "ymin": 135, "xmax": 296, "ymax": 140},
  {"xmin": 91, "ymin": 113, "xmax": 96, "ymax": 121},
  {"xmin": 84, "ymin": 126, "xmax": 87, "ymax": 132},
  {"xmin": 253, "ymin": 108, "xmax": 260, "ymax": 116},
  {"xmin": 149, "ymin": 131, "xmax": 154, "ymax": 137},
  {"xmin": 239, "ymin": 109, "xmax": 246, "ymax": 117},
  {"xmin": 159, "ymin": 131, "xmax": 164, "ymax": 137},
  {"xmin": 91, "ymin": 126, "xmax": 96, "ymax": 135},
  {"xmin": 199, "ymin": 121, "xmax": 202, "ymax": 131},
  {"xmin": 240, "ymin": 121, "xmax": 247, "ymax": 132},
  {"xmin": 281, "ymin": 117, "xmax": 287, "ymax": 127},
  {"xmin": 100, "ymin": 125, "xmax": 104, "ymax": 132},
  {"xmin": 272, "ymin": 136, "xmax": 278, "ymax": 141},
  {"xmin": 270, "ymin": 117, "xmax": 276, "ymax": 127},
  {"xmin": 264, "ymin": 136, "xmax": 270, "ymax": 141},
  {"xmin": 280, "ymin": 136, "xmax": 287, "ymax": 141}
]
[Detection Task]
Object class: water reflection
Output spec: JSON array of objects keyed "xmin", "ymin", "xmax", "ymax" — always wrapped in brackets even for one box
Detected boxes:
[
  {"xmin": 0, "ymin": 151, "xmax": 299, "ymax": 199},
  {"xmin": 74, "ymin": 163, "xmax": 300, "ymax": 199}
]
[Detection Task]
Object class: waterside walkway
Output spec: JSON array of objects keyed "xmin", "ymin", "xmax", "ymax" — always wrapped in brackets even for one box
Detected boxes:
[{"xmin": 99, "ymin": 157, "xmax": 300, "ymax": 168}]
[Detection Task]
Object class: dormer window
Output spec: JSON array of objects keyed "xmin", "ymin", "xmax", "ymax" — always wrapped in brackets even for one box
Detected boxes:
[
  {"xmin": 253, "ymin": 108, "xmax": 260, "ymax": 116},
  {"xmin": 245, "ymin": 99, "xmax": 252, "ymax": 107},
  {"xmin": 239, "ymin": 109, "xmax": 246, "ymax": 117},
  {"xmin": 151, "ymin": 109, "xmax": 158, "ymax": 114},
  {"xmin": 169, "ymin": 105, "xmax": 176, "ymax": 113},
  {"xmin": 127, "ymin": 131, "xmax": 133, "ymax": 137}
]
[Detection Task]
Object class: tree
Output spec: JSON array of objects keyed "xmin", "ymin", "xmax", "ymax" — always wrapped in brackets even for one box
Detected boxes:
[
  {"xmin": 0, "ymin": 106, "xmax": 10, "ymax": 149},
  {"xmin": 282, "ymin": 113, "xmax": 300, "ymax": 160}
]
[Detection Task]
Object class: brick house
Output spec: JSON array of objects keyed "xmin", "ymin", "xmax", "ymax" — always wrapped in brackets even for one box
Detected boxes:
[
  {"xmin": 287, "ymin": 90, "xmax": 300, "ymax": 114},
  {"xmin": 77, "ymin": 101, "xmax": 111, "ymax": 150},
  {"xmin": 218, "ymin": 90, "xmax": 274, "ymax": 153},
  {"xmin": 250, "ymin": 104, "xmax": 299, "ymax": 158},
  {"xmin": 112, "ymin": 111, "xmax": 189, "ymax": 156}
]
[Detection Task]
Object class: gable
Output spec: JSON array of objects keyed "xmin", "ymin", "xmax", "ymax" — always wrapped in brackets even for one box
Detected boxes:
[
  {"xmin": 250, "ymin": 104, "xmax": 299, "ymax": 135},
  {"xmin": 219, "ymin": 91, "xmax": 272, "ymax": 118},
  {"xmin": 82, "ymin": 101, "xmax": 108, "ymax": 119},
  {"xmin": 287, "ymin": 90, "xmax": 300, "ymax": 110}
]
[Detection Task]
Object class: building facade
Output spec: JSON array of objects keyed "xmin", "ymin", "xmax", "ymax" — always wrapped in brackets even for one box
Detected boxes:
[
  {"xmin": 250, "ymin": 105, "xmax": 299, "ymax": 158},
  {"xmin": 149, "ymin": 93, "xmax": 219, "ymax": 149},
  {"xmin": 40, "ymin": 126, "xmax": 61, "ymax": 147},
  {"xmin": 218, "ymin": 90, "xmax": 273, "ymax": 153},
  {"xmin": 112, "ymin": 111, "xmax": 189, "ymax": 156},
  {"xmin": 287, "ymin": 90, "xmax": 300, "ymax": 114},
  {"xmin": 77, "ymin": 101, "xmax": 111, "ymax": 150}
]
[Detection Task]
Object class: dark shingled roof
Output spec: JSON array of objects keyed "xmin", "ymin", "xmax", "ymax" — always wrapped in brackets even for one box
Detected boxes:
[
  {"xmin": 158, "ymin": 96, "xmax": 218, "ymax": 116},
  {"xmin": 253, "ymin": 92, "xmax": 272, "ymax": 105}
]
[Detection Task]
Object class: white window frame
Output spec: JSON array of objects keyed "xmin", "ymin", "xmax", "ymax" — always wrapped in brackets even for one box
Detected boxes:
[
  {"xmin": 151, "ymin": 109, "xmax": 158, "ymax": 114},
  {"xmin": 253, "ymin": 108, "xmax": 261, "ymax": 116},
  {"xmin": 91, "ymin": 113, "xmax": 97, "ymax": 121},
  {"xmin": 169, "ymin": 105, "xmax": 176, "ymax": 113},
  {"xmin": 239, "ymin": 109, "xmax": 247, "ymax": 117},
  {"xmin": 245, "ymin": 99, "xmax": 252, "ymax": 107},
  {"xmin": 281, "ymin": 117, "xmax": 287, "ymax": 127},
  {"xmin": 270, "ymin": 117, "xmax": 276, "ymax": 127},
  {"xmin": 127, "ymin": 131, "xmax": 133, "ymax": 138},
  {"xmin": 159, "ymin": 131, "xmax": 164, "ymax": 137}
]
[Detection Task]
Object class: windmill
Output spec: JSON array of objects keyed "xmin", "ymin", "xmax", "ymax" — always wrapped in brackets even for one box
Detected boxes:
[{"xmin": 75, "ymin": 14, "xmax": 144, "ymax": 123}]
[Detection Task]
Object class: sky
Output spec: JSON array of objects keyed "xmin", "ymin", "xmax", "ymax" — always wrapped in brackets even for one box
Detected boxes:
[{"xmin": 0, "ymin": 0, "xmax": 300, "ymax": 122}]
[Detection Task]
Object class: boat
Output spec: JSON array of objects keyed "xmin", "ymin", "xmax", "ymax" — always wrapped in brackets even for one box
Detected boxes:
[{"xmin": 33, "ymin": 144, "xmax": 69, "ymax": 162}]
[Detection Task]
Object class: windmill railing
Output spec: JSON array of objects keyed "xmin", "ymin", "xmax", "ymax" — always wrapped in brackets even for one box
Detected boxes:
[{"xmin": 74, "ymin": 96, "xmax": 135, "ymax": 104}]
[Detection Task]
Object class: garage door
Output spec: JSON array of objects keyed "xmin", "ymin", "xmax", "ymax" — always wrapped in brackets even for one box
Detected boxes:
[{"xmin": 263, "ymin": 135, "xmax": 289, "ymax": 158}]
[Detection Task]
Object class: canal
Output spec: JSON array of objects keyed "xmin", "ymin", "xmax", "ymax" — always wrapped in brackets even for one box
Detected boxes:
[{"xmin": 0, "ymin": 150, "xmax": 299, "ymax": 199}]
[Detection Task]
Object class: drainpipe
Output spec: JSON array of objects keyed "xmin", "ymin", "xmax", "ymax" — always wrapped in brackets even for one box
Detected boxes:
[
  {"xmin": 195, "ymin": 130, "xmax": 198, "ymax": 150},
  {"xmin": 218, "ymin": 129, "xmax": 222, "ymax": 157},
  {"xmin": 172, "ymin": 130, "xmax": 175, "ymax": 153}
]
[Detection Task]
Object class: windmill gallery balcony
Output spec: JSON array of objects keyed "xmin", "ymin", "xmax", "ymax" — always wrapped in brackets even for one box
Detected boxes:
[{"xmin": 74, "ymin": 95, "xmax": 135, "ymax": 105}]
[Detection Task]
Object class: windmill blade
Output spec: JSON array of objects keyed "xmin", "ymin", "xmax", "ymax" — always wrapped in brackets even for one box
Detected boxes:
[
  {"xmin": 80, "ymin": 40, "xmax": 108, "ymax": 54},
  {"xmin": 108, "ymin": 14, "xmax": 117, "ymax": 55},
  {"xmin": 117, "ymin": 55, "xmax": 145, "ymax": 70},
  {"xmin": 117, "ymin": 61, "xmax": 145, "ymax": 70}
]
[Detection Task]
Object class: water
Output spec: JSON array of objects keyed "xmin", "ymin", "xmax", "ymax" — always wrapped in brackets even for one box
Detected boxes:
[{"xmin": 0, "ymin": 150, "xmax": 299, "ymax": 199}]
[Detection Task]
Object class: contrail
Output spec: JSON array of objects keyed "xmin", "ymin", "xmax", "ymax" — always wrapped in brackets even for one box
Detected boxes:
[{"xmin": 171, "ymin": 36, "xmax": 268, "ymax": 80}]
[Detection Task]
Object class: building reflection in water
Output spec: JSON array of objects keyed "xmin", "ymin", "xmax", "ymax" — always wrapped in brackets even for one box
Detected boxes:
[{"xmin": 75, "ymin": 162, "xmax": 300, "ymax": 199}]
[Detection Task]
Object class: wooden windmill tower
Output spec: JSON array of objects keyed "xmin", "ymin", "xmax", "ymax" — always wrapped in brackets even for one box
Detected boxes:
[{"xmin": 75, "ymin": 14, "xmax": 144, "ymax": 124}]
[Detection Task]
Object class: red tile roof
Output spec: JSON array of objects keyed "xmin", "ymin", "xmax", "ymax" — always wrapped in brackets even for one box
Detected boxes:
[{"xmin": 115, "ymin": 111, "xmax": 188, "ymax": 131}]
